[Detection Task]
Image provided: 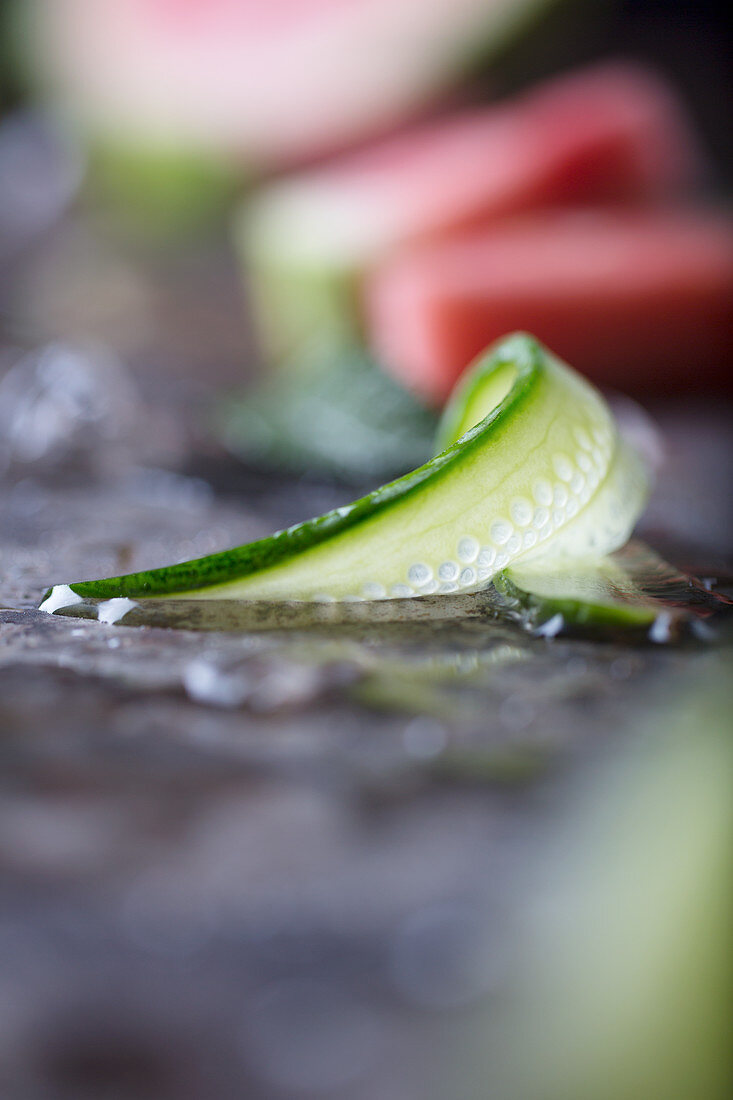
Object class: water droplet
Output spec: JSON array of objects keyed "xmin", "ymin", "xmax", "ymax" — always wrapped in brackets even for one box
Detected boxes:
[
  {"xmin": 533, "ymin": 479, "xmax": 553, "ymax": 507},
  {"xmin": 535, "ymin": 613, "xmax": 564, "ymax": 638},
  {"xmin": 457, "ymin": 536, "xmax": 479, "ymax": 563},
  {"xmin": 649, "ymin": 612, "xmax": 673, "ymax": 644},
  {"xmin": 408, "ymin": 562, "xmax": 432, "ymax": 586},
  {"xmin": 438, "ymin": 561, "xmax": 459, "ymax": 582},
  {"xmin": 403, "ymin": 717, "xmax": 447, "ymax": 759},
  {"xmin": 510, "ymin": 498, "xmax": 533, "ymax": 526},
  {"xmin": 362, "ymin": 582, "xmax": 386, "ymax": 600},
  {"xmin": 570, "ymin": 471, "xmax": 585, "ymax": 494},
  {"xmin": 391, "ymin": 584, "xmax": 414, "ymax": 598},
  {"xmin": 574, "ymin": 426, "xmax": 592, "ymax": 450},
  {"xmin": 490, "ymin": 520, "xmax": 512, "ymax": 546},
  {"xmin": 552, "ymin": 453, "xmax": 573, "ymax": 481},
  {"xmin": 183, "ymin": 659, "xmax": 249, "ymax": 708},
  {"xmin": 38, "ymin": 584, "xmax": 82, "ymax": 614},
  {"xmin": 97, "ymin": 597, "xmax": 138, "ymax": 625}
]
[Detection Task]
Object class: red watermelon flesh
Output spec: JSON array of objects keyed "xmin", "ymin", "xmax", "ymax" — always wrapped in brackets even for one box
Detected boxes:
[
  {"xmin": 245, "ymin": 63, "xmax": 701, "ymax": 271},
  {"xmin": 505, "ymin": 63, "xmax": 701, "ymax": 205},
  {"xmin": 366, "ymin": 209, "xmax": 733, "ymax": 400}
]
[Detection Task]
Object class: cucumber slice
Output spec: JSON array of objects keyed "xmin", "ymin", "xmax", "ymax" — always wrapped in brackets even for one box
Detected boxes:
[
  {"xmin": 498, "ymin": 540, "xmax": 727, "ymax": 633},
  {"xmin": 42, "ymin": 334, "xmax": 649, "ymax": 604}
]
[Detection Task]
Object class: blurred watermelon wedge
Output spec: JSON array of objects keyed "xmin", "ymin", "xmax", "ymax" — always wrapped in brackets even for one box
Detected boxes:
[
  {"xmin": 21, "ymin": 0, "xmax": 567, "ymax": 169},
  {"xmin": 366, "ymin": 208, "xmax": 733, "ymax": 400},
  {"xmin": 237, "ymin": 64, "xmax": 702, "ymax": 365}
]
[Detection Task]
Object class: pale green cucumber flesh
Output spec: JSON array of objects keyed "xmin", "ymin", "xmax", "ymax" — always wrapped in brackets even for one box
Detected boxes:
[{"xmin": 42, "ymin": 334, "xmax": 649, "ymax": 606}]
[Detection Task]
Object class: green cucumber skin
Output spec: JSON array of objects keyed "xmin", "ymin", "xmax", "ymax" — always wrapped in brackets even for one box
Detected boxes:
[
  {"xmin": 44, "ymin": 334, "xmax": 645, "ymax": 604},
  {"xmin": 497, "ymin": 570, "xmax": 659, "ymax": 629}
]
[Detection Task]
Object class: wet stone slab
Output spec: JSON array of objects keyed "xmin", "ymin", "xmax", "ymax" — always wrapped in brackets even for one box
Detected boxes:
[{"xmin": 0, "ymin": 409, "xmax": 732, "ymax": 1100}]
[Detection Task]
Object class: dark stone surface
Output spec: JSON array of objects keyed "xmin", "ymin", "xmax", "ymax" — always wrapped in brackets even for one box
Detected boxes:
[
  {"xmin": 0, "ymin": 147, "xmax": 730, "ymax": 1096},
  {"xmin": 1, "ymin": 396, "xmax": 731, "ymax": 1098}
]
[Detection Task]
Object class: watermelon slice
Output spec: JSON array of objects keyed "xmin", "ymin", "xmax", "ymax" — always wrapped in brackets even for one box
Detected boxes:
[
  {"xmin": 239, "ymin": 63, "xmax": 701, "ymax": 364},
  {"xmin": 366, "ymin": 208, "xmax": 733, "ymax": 400},
  {"xmin": 22, "ymin": 0, "xmax": 563, "ymax": 169}
]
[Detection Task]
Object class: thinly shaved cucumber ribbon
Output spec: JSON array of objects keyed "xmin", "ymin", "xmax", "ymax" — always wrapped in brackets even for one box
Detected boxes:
[{"xmin": 41, "ymin": 335, "xmax": 650, "ymax": 605}]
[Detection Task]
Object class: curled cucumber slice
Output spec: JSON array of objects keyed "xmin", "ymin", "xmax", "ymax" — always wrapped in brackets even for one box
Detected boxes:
[{"xmin": 43, "ymin": 334, "xmax": 649, "ymax": 604}]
